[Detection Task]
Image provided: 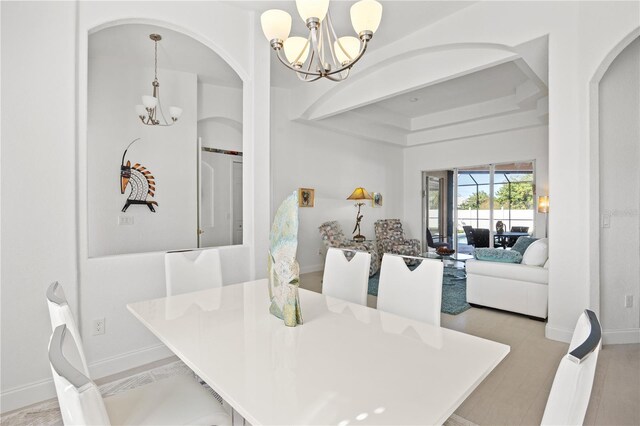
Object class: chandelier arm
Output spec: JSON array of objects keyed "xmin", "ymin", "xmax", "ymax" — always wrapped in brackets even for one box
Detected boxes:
[
  {"xmin": 325, "ymin": 67, "xmax": 351, "ymax": 82},
  {"xmin": 325, "ymin": 40, "xmax": 369, "ymax": 76},
  {"xmin": 297, "ymin": 72, "xmax": 323, "ymax": 82},
  {"xmin": 275, "ymin": 49, "xmax": 322, "ymax": 76},
  {"xmin": 292, "ymin": 38, "xmax": 309, "ymax": 65},
  {"xmin": 154, "ymin": 88, "xmax": 174, "ymax": 127},
  {"xmin": 324, "ymin": 15, "xmax": 340, "ymax": 68},
  {"xmin": 308, "ymin": 25, "xmax": 327, "ymax": 74},
  {"xmin": 326, "ymin": 13, "xmax": 354, "ymax": 64},
  {"xmin": 297, "ymin": 50, "xmax": 323, "ymax": 82},
  {"xmin": 304, "ymin": 41, "xmax": 316, "ymax": 75}
]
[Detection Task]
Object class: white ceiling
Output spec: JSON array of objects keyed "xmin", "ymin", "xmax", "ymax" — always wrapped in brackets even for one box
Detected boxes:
[
  {"xmin": 357, "ymin": 61, "xmax": 530, "ymax": 119},
  {"xmin": 89, "ymin": 24, "xmax": 242, "ymax": 88},
  {"xmin": 314, "ymin": 58, "xmax": 548, "ymax": 146},
  {"xmin": 229, "ymin": 1, "xmax": 476, "ymax": 88}
]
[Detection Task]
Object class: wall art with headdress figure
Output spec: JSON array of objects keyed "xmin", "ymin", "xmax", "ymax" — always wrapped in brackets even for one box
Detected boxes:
[{"xmin": 119, "ymin": 138, "xmax": 158, "ymax": 212}]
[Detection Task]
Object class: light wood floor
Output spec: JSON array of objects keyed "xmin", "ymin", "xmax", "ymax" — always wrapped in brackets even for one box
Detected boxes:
[{"xmin": 301, "ymin": 270, "xmax": 640, "ymax": 426}]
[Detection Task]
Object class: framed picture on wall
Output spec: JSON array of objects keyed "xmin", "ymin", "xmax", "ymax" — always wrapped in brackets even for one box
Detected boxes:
[
  {"xmin": 372, "ymin": 192, "xmax": 383, "ymax": 207},
  {"xmin": 298, "ymin": 188, "xmax": 315, "ymax": 207}
]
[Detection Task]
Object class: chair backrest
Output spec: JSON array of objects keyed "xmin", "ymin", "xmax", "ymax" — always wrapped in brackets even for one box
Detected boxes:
[
  {"xmin": 322, "ymin": 248, "xmax": 371, "ymax": 305},
  {"xmin": 510, "ymin": 226, "xmax": 529, "ymax": 233},
  {"xmin": 377, "ymin": 254, "xmax": 443, "ymax": 326},
  {"xmin": 426, "ymin": 229, "xmax": 435, "ymax": 248},
  {"xmin": 49, "ymin": 324, "xmax": 111, "ymax": 425},
  {"xmin": 541, "ymin": 309, "xmax": 602, "ymax": 426},
  {"xmin": 472, "ymin": 228, "xmax": 490, "ymax": 248},
  {"xmin": 165, "ymin": 248, "xmax": 223, "ymax": 296},
  {"xmin": 318, "ymin": 221, "xmax": 347, "ymax": 247},
  {"xmin": 46, "ymin": 282, "xmax": 90, "ymax": 376},
  {"xmin": 374, "ymin": 219, "xmax": 405, "ymax": 242},
  {"xmin": 462, "ymin": 226, "xmax": 475, "ymax": 245}
]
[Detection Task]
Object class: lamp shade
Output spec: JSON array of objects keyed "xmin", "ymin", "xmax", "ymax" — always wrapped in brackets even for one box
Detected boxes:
[
  {"xmin": 169, "ymin": 106, "xmax": 183, "ymax": 119},
  {"xmin": 350, "ymin": 0, "xmax": 383, "ymax": 34},
  {"xmin": 284, "ymin": 36, "xmax": 310, "ymax": 65},
  {"xmin": 334, "ymin": 36, "xmax": 361, "ymax": 64},
  {"xmin": 538, "ymin": 195, "xmax": 549, "ymax": 213},
  {"xmin": 142, "ymin": 95, "xmax": 158, "ymax": 109},
  {"xmin": 261, "ymin": 9, "xmax": 292, "ymax": 41},
  {"xmin": 347, "ymin": 187, "xmax": 373, "ymax": 200},
  {"xmin": 295, "ymin": 0, "xmax": 330, "ymax": 22}
]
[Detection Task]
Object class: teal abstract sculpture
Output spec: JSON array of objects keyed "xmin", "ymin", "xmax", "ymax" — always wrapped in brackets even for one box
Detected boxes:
[{"xmin": 268, "ymin": 191, "xmax": 303, "ymax": 326}]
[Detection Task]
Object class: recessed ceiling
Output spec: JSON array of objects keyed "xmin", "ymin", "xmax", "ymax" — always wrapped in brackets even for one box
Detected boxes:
[
  {"xmin": 309, "ymin": 58, "xmax": 548, "ymax": 146},
  {"xmin": 359, "ymin": 61, "xmax": 529, "ymax": 119},
  {"xmin": 89, "ymin": 24, "xmax": 242, "ymax": 88}
]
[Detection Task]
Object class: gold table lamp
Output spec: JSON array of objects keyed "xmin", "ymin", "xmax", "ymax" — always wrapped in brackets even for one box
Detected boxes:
[{"xmin": 347, "ymin": 187, "xmax": 373, "ymax": 242}]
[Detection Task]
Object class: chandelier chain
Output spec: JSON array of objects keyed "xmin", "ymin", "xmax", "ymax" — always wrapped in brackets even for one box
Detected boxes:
[{"xmin": 154, "ymin": 40, "xmax": 158, "ymax": 81}]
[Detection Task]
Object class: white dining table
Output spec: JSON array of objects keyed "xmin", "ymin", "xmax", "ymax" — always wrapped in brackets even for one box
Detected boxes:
[{"xmin": 127, "ymin": 279, "xmax": 509, "ymax": 425}]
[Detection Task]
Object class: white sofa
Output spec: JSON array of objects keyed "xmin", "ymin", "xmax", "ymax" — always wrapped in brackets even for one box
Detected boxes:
[{"xmin": 466, "ymin": 241, "xmax": 549, "ymax": 319}]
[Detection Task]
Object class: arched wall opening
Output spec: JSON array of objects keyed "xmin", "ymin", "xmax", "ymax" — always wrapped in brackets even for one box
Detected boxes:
[{"xmin": 589, "ymin": 28, "xmax": 640, "ymax": 344}]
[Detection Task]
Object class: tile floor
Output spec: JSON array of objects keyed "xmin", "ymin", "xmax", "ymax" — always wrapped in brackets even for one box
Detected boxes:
[{"xmin": 300, "ymin": 270, "xmax": 640, "ymax": 426}]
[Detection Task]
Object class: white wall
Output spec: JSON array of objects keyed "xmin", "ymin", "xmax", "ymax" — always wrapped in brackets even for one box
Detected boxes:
[
  {"xmin": 279, "ymin": 1, "xmax": 640, "ymax": 342},
  {"xmin": 88, "ymin": 58, "xmax": 198, "ymax": 257},
  {"xmin": 403, "ymin": 126, "xmax": 549, "ymax": 245},
  {"xmin": 1, "ymin": 1, "xmax": 79, "ymax": 409},
  {"xmin": 1, "ymin": 0, "xmax": 272, "ymax": 412},
  {"xmin": 198, "ymin": 83, "xmax": 242, "ymax": 152},
  {"xmin": 271, "ymin": 88, "xmax": 404, "ymax": 273},
  {"xmin": 599, "ymin": 37, "xmax": 640, "ymax": 339}
]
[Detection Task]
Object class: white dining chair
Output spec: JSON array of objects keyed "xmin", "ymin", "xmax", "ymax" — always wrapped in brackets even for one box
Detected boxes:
[
  {"xmin": 377, "ymin": 254, "xmax": 443, "ymax": 326},
  {"xmin": 47, "ymin": 281, "xmax": 90, "ymax": 375},
  {"xmin": 541, "ymin": 309, "xmax": 602, "ymax": 426},
  {"xmin": 48, "ymin": 324, "xmax": 230, "ymax": 426},
  {"xmin": 322, "ymin": 248, "xmax": 371, "ymax": 305},
  {"xmin": 165, "ymin": 248, "xmax": 223, "ymax": 296}
]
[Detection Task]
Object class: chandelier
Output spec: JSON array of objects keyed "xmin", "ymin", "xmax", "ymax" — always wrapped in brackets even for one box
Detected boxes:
[
  {"xmin": 135, "ymin": 34, "xmax": 182, "ymax": 126},
  {"xmin": 260, "ymin": 0, "xmax": 382, "ymax": 82}
]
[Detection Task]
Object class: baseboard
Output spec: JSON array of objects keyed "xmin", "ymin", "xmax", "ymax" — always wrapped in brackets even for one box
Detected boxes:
[
  {"xmin": 300, "ymin": 263, "xmax": 323, "ymax": 274},
  {"xmin": 545, "ymin": 323, "xmax": 573, "ymax": 343},
  {"xmin": 1, "ymin": 343, "xmax": 172, "ymax": 414},
  {"xmin": 1, "ymin": 377, "xmax": 57, "ymax": 414},
  {"xmin": 602, "ymin": 328, "xmax": 640, "ymax": 345},
  {"xmin": 88, "ymin": 343, "xmax": 173, "ymax": 380}
]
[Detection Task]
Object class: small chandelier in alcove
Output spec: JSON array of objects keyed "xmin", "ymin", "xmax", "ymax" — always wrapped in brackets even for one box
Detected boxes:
[{"xmin": 135, "ymin": 34, "xmax": 183, "ymax": 126}]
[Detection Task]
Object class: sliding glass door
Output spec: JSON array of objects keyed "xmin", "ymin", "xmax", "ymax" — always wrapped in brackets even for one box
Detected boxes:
[
  {"xmin": 454, "ymin": 161, "xmax": 535, "ymax": 252},
  {"xmin": 493, "ymin": 162, "xmax": 535, "ymax": 234}
]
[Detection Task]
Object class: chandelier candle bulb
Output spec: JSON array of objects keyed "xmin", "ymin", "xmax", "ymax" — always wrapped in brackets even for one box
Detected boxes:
[
  {"xmin": 351, "ymin": 0, "xmax": 383, "ymax": 35},
  {"xmin": 135, "ymin": 104, "xmax": 147, "ymax": 118},
  {"xmin": 261, "ymin": 9, "xmax": 292, "ymax": 43},
  {"xmin": 284, "ymin": 36, "xmax": 310, "ymax": 65},
  {"xmin": 169, "ymin": 107, "xmax": 183, "ymax": 121},
  {"xmin": 142, "ymin": 95, "xmax": 158, "ymax": 109},
  {"xmin": 295, "ymin": 0, "xmax": 330, "ymax": 22},
  {"xmin": 334, "ymin": 36, "xmax": 361, "ymax": 64}
]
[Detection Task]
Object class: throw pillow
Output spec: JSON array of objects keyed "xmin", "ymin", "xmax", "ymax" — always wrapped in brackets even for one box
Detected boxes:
[
  {"xmin": 522, "ymin": 238, "xmax": 549, "ymax": 266},
  {"xmin": 511, "ymin": 236, "xmax": 538, "ymax": 255},
  {"xmin": 475, "ymin": 248, "xmax": 523, "ymax": 263}
]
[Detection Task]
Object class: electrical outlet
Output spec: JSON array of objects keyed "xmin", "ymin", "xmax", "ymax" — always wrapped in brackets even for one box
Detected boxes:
[
  {"xmin": 93, "ymin": 318, "xmax": 105, "ymax": 335},
  {"xmin": 118, "ymin": 215, "xmax": 134, "ymax": 226},
  {"xmin": 625, "ymin": 295, "xmax": 633, "ymax": 308}
]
